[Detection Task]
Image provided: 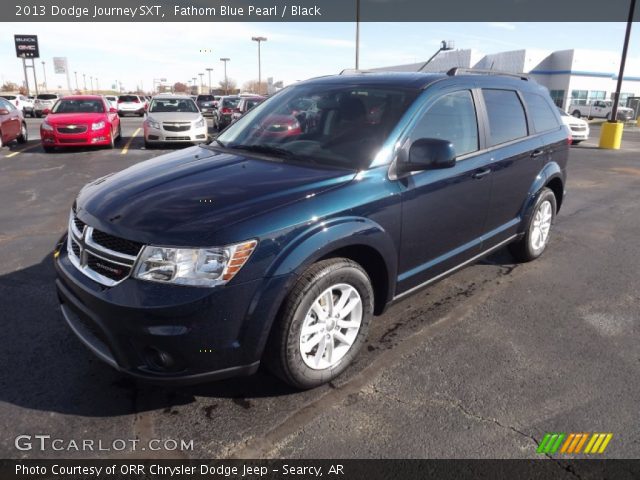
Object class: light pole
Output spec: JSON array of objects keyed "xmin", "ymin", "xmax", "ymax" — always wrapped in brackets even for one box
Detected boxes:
[
  {"xmin": 220, "ymin": 58, "xmax": 230, "ymax": 94},
  {"xmin": 192, "ymin": 77, "xmax": 197, "ymax": 94},
  {"xmin": 417, "ymin": 40, "xmax": 455, "ymax": 72},
  {"xmin": 41, "ymin": 61, "xmax": 47, "ymax": 90},
  {"xmin": 205, "ymin": 68, "xmax": 213, "ymax": 94},
  {"xmin": 74, "ymin": 71, "xmax": 79, "ymax": 91},
  {"xmin": 83, "ymin": 73, "xmax": 87, "ymax": 92},
  {"xmin": 251, "ymin": 36, "xmax": 267, "ymax": 95},
  {"xmin": 198, "ymin": 73, "xmax": 204, "ymax": 94},
  {"xmin": 90, "ymin": 76, "xmax": 94, "ymax": 93}
]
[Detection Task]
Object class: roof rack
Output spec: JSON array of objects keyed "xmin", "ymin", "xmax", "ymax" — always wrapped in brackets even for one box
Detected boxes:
[
  {"xmin": 446, "ymin": 67, "xmax": 529, "ymax": 81},
  {"xmin": 339, "ymin": 69, "xmax": 378, "ymax": 75}
]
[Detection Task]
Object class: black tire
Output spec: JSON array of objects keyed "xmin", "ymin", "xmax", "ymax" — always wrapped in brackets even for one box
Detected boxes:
[
  {"xmin": 116, "ymin": 123, "xmax": 122, "ymax": 141},
  {"xmin": 43, "ymin": 146, "xmax": 55, "ymax": 153},
  {"xmin": 35, "ymin": 112, "xmax": 42, "ymax": 118},
  {"xmin": 571, "ymin": 110, "xmax": 581, "ymax": 118},
  {"xmin": 17, "ymin": 122, "xmax": 28, "ymax": 144},
  {"xmin": 509, "ymin": 187, "xmax": 557, "ymax": 262},
  {"xmin": 265, "ymin": 258, "xmax": 374, "ymax": 389},
  {"xmin": 572, "ymin": 140, "xmax": 582, "ymax": 145},
  {"xmin": 144, "ymin": 140, "xmax": 153, "ymax": 149}
]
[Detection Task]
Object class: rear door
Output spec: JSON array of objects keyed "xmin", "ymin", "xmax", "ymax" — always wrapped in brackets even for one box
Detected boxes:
[
  {"xmin": 0, "ymin": 99, "xmax": 20, "ymax": 140},
  {"xmin": 479, "ymin": 88, "xmax": 546, "ymax": 246},
  {"xmin": 396, "ymin": 88, "xmax": 493, "ymax": 293}
]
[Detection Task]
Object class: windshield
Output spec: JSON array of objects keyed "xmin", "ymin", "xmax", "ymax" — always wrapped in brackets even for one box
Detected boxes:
[
  {"xmin": 37, "ymin": 94, "xmax": 58, "ymax": 100},
  {"xmin": 1, "ymin": 95, "xmax": 17, "ymax": 100},
  {"xmin": 198, "ymin": 95, "xmax": 215, "ymax": 102},
  {"xmin": 222, "ymin": 97, "xmax": 240, "ymax": 108},
  {"xmin": 52, "ymin": 99, "xmax": 105, "ymax": 114},
  {"xmin": 118, "ymin": 95, "xmax": 139, "ymax": 103},
  {"xmin": 149, "ymin": 98, "xmax": 199, "ymax": 113},
  {"xmin": 216, "ymin": 84, "xmax": 418, "ymax": 170}
]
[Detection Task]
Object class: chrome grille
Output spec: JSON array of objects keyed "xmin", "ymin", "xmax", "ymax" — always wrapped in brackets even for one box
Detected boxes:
[
  {"xmin": 163, "ymin": 123, "xmax": 191, "ymax": 132},
  {"xmin": 58, "ymin": 125, "xmax": 88, "ymax": 134},
  {"xmin": 67, "ymin": 211, "xmax": 143, "ymax": 287},
  {"xmin": 570, "ymin": 125, "xmax": 587, "ymax": 132}
]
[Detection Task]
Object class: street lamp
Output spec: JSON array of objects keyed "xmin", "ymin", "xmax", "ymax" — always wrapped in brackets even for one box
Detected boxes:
[
  {"xmin": 41, "ymin": 61, "xmax": 47, "ymax": 90},
  {"xmin": 83, "ymin": 73, "xmax": 87, "ymax": 92},
  {"xmin": 417, "ymin": 40, "xmax": 455, "ymax": 72},
  {"xmin": 74, "ymin": 71, "xmax": 79, "ymax": 91},
  {"xmin": 220, "ymin": 58, "xmax": 230, "ymax": 94},
  {"xmin": 251, "ymin": 36, "xmax": 267, "ymax": 95},
  {"xmin": 205, "ymin": 68, "xmax": 213, "ymax": 94},
  {"xmin": 90, "ymin": 76, "xmax": 94, "ymax": 93},
  {"xmin": 198, "ymin": 73, "xmax": 204, "ymax": 93}
]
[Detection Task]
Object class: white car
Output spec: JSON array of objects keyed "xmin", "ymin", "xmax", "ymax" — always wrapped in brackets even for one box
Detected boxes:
[
  {"xmin": 0, "ymin": 94, "xmax": 34, "ymax": 117},
  {"xmin": 104, "ymin": 95, "xmax": 118, "ymax": 109},
  {"xmin": 117, "ymin": 94, "xmax": 146, "ymax": 117},
  {"xmin": 34, "ymin": 93, "xmax": 62, "ymax": 117},
  {"xmin": 143, "ymin": 96, "xmax": 208, "ymax": 148},
  {"xmin": 559, "ymin": 108, "xmax": 589, "ymax": 144}
]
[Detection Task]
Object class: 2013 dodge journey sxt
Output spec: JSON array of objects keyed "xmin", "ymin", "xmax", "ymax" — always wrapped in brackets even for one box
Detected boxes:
[{"xmin": 54, "ymin": 69, "xmax": 569, "ymax": 389}]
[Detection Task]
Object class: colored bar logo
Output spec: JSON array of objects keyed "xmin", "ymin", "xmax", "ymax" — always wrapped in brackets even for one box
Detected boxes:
[{"xmin": 537, "ymin": 433, "xmax": 613, "ymax": 454}]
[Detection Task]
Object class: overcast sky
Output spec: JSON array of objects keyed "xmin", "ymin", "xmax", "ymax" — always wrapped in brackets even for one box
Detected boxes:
[{"xmin": 1, "ymin": 22, "xmax": 638, "ymax": 92}]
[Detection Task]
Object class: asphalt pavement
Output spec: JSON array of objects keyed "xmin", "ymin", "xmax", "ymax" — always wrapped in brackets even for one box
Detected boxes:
[{"xmin": 0, "ymin": 120, "xmax": 638, "ymax": 468}]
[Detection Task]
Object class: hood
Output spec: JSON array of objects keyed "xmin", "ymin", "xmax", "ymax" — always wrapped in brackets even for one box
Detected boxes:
[
  {"xmin": 45, "ymin": 112, "xmax": 106, "ymax": 124},
  {"xmin": 146, "ymin": 112, "xmax": 201, "ymax": 122},
  {"xmin": 76, "ymin": 146, "xmax": 355, "ymax": 246}
]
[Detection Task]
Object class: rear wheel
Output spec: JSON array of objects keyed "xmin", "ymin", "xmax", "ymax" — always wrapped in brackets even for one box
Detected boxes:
[
  {"xmin": 17, "ymin": 122, "xmax": 28, "ymax": 144},
  {"xmin": 43, "ymin": 145, "xmax": 55, "ymax": 153},
  {"xmin": 509, "ymin": 187, "xmax": 556, "ymax": 262},
  {"xmin": 116, "ymin": 123, "xmax": 122, "ymax": 141},
  {"xmin": 266, "ymin": 258, "xmax": 374, "ymax": 389},
  {"xmin": 572, "ymin": 110, "xmax": 581, "ymax": 118}
]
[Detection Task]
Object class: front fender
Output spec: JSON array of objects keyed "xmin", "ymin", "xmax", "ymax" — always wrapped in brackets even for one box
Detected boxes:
[{"xmin": 267, "ymin": 216, "xmax": 397, "ymax": 299}]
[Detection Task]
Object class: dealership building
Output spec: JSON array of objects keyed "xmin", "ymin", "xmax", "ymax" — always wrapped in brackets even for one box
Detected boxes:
[{"xmin": 373, "ymin": 48, "xmax": 640, "ymax": 114}]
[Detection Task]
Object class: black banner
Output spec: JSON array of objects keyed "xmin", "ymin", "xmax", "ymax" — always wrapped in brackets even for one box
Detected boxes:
[
  {"xmin": 3, "ymin": 459, "xmax": 640, "ymax": 480},
  {"xmin": 6, "ymin": 0, "xmax": 640, "ymax": 22}
]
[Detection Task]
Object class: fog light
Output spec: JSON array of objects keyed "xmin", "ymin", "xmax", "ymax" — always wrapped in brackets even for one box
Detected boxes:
[{"xmin": 144, "ymin": 347, "xmax": 175, "ymax": 371}]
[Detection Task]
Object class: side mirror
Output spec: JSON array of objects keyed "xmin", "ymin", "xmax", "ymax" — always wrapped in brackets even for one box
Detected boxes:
[
  {"xmin": 109, "ymin": 107, "xmax": 117, "ymax": 114},
  {"xmin": 42, "ymin": 108, "xmax": 51, "ymax": 115},
  {"xmin": 399, "ymin": 138, "xmax": 456, "ymax": 174},
  {"xmin": 0, "ymin": 108, "xmax": 9, "ymax": 115}
]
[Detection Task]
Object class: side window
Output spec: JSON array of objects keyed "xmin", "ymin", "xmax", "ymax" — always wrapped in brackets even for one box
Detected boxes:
[
  {"xmin": 482, "ymin": 89, "xmax": 527, "ymax": 146},
  {"xmin": 411, "ymin": 90, "xmax": 479, "ymax": 157},
  {"xmin": 523, "ymin": 92, "xmax": 560, "ymax": 133}
]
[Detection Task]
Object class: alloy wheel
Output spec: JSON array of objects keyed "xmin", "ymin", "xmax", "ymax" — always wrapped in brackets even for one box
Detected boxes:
[
  {"xmin": 530, "ymin": 200, "xmax": 552, "ymax": 251},
  {"xmin": 299, "ymin": 283, "xmax": 363, "ymax": 370}
]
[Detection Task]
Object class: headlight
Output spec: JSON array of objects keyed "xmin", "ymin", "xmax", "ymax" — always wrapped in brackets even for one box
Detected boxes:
[
  {"xmin": 194, "ymin": 117, "xmax": 205, "ymax": 128},
  {"xmin": 146, "ymin": 118, "xmax": 161, "ymax": 129},
  {"xmin": 133, "ymin": 240, "xmax": 257, "ymax": 287},
  {"xmin": 41, "ymin": 121, "xmax": 53, "ymax": 131},
  {"xmin": 91, "ymin": 121, "xmax": 106, "ymax": 131}
]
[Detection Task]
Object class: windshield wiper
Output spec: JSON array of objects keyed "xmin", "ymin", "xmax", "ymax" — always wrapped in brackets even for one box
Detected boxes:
[{"xmin": 228, "ymin": 144, "xmax": 295, "ymax": 159}]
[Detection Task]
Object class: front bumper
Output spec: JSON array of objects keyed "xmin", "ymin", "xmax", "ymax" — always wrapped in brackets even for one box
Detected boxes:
[
  {"xmin": 54, "ymin": 237, "xmax": 291, "ymax": 384},
  {"xmin": 40, "ymin": 127, "xmax": 112, "ymax": 147},
  {"xmin": 144, "ymin": 124, "xmax": 208, "ymax": 143}
]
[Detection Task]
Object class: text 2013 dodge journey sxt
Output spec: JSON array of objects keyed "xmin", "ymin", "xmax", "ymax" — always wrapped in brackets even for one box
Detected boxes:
[{"xmin": 55, "ymin": 70, "xmax": 569, "ymax": 389}]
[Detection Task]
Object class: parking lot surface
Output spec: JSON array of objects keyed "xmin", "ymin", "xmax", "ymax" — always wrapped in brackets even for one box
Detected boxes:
[{"xmin": 1, "ymin": 121, "xmax": 639, "ymax": 462}]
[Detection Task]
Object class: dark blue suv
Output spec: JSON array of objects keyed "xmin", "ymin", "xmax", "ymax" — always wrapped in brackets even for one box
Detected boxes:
[{"xmin": 54, "ymin": 70, "xmax": 569, "ymax": 388}]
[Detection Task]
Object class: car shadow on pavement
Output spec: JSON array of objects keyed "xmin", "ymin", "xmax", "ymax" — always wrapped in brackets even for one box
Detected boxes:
[{"xmin": 0, "ymin": 254, "xmax": 295, "ymax": 418}]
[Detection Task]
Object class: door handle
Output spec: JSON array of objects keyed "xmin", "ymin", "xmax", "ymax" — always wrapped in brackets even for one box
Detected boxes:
[
  {"xmin": 530, "ymin": 149, "xmax": 545, "ymax": 158},
  {"xmin": 471, "ymin": 168, "xmax": 491, "ymax": 179}
]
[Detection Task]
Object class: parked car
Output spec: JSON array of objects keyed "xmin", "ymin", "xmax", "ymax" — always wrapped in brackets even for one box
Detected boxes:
[
  {"xmin": 0, "ymin": 97, "xmax": 28, "ymax": 148},
  {"xmin": 195, "ymin": 94, "xmax": 217, "ymax": 118},
  {"xmin": 558, "ymin": 108, "xmax": 589, "ymax": 144},
  {"xmin": 0, "ymin": 94, "xmax": 34, "ymax": 117},
  {"xmin": 569, "ymin": 100, "xmax": 634, "ymax": 121},
  {"xmin": 54, "ymin": 71, "xmax": 569, "ymax": 389},
  {"xmin": 231, "ymin": 96, "xmax": 265, "ymax": 123},
  {"xmin": 34, "ymin": 93, "xmax": 61, "ymax": 117},
  {"xmin": 104, "ymin": 95, "xmax": 118, "ymax": 109},
  {"xmin": 117, "ymin": 95, "xmax": 145, "ymax": 117},
  {"xmin": 39, "ymin": 95, "xmax": 121, "ymax": 152},
  {"xmin": 216, "ymin": 95, "xmax": 241, "ymax": 130},
  {"xmin": 143, "ymin": 95, "xmax": 207, "ymax": 148}
]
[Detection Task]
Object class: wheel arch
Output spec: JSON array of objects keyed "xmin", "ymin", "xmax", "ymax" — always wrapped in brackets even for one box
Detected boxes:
[{"xmin": 519, "ymin": 162, "xmax": 565, "ymax": 233}]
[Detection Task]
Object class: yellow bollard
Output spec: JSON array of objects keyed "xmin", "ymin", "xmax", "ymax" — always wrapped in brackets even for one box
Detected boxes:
[{"xmin": 599, "ymin": 121, "xmax": 623, "ymax": 149}]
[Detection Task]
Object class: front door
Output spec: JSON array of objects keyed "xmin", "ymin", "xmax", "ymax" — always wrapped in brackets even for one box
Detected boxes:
[{"xmin": 396, "ymin": 89, "xmax": 492, "ymax": 294}]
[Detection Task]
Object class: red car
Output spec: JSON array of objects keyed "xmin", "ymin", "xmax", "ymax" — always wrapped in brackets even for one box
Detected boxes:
[
  {"xmin": 40, "ymin": 95, "xmax": 121, "ymax": 152},
  {"xmin": 0, "ymin": 97, "xmax": 28, "ymax": 149}
]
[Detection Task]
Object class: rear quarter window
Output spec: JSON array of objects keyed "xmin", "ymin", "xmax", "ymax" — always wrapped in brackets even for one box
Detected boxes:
[
  {"xmin": 523, "ymin": 92, "xmax": 560, "ymax": 133},
  {"xmin": 482, "ymin": 89, "xmax": 528, "ymax": 146}
]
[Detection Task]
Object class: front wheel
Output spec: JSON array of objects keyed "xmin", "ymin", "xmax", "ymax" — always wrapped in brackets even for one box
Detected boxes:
[
  {"xmin": 572, "ymin": 110, "xmax": 581, "ymax": 118},
  {"xmin": 266, "ymin": 258, "xmax": 374, "ymax": 389},
  {"xmin": 17, "ymin": 122, "xmax": 28, "ymax": 144},
  {"xmin": 509, "ymin": 187, "xmax": 556, "ymax": 262}
]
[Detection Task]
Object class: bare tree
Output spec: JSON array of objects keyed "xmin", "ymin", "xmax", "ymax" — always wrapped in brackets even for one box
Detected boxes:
[{"xmin": 242, "ymin": 80, "xmax": 268, "ymax": 95}]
